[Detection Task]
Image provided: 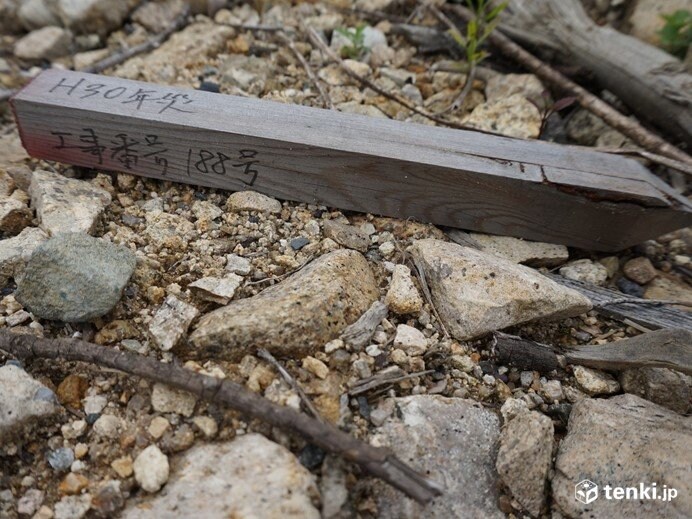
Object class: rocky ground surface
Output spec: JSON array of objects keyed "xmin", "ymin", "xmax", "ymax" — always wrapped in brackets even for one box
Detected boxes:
[{"xmin": 0, "ymin": 0, "xmax": 691, "ymax": 518}]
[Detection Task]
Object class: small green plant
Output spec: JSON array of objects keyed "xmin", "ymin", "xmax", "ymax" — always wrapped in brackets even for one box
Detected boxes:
[
  {"xmin": 658, "ymin": 9, "xmax": 691, "ymax": 59},
  {"xmin": 448, "ymin": 0, "xmax": 508, "ymax": 68},
  {"xmin": 335, "ymin": 25, "xmax": 369, "ymax": 60}
]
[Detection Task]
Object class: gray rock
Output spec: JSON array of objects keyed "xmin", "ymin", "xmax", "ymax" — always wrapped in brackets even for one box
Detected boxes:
[
  {"xmin": 122, "ymin": 434, "xmax": 320, "ymax": 518},
  {"xmin": 225, "ymin": 190, "xmax": 281, "ymax": 213},
  {"xmin": 131, "ymin": 0, "xmax": 185, "ymax": 33},
  {"xmin": 0, "ymin": 364, "xmax": 59, "ymax": 441},
  {"xmin": 323, "ymin": 220, "xmax": 370, "ymax": 253},
  {"xmin": 0, "ymin": 227, "xmax": 48, "ymax": 285},
  {"xmin": 148, "ymin": 295, "xmax": 199, "ymax": 351},
  {"xmin": 151, "ymin": 383, "xmax": 197, "ymax": 417},
  {"xmin": 225, "ymin": 253, "xmax": 251, "ymax": 276},
  {"xmin": 29, "ymin": 170, "xmax": 111, "ymax": 236},
  {"xmin": 190, "ymin": 250, "xmax": 379, "ymax": 360},
  {"xmin": 620, "ymin": 367, "xmax": 690, "ymax": 414},
  {"xmin": 54, "ymin": 494, "xmax": 92, "ymax": 519},
  {"xmin": 17, "ymin": 0, "xmax": 61, "ymax": 30},
  {"xmin": 47, "ymin": 447, "xmax": 74, "ymax": 471},
  {"xmin": 372, "ymin": 395, "xmax": 503, "ymax": 518},
  {"xmin": 496, "ymin": 411, "xmax": 553, "ymax": 516},
  {"xmin": 53, "ymin": 0, "xmax": 134, "ymax": 36},
  {"xmin": 623, "ymin": 256, "xmax": 657, "ymax": 285},
  {"xmin": 559, "ymin": 259, "xmax": 609, "ymax": 286},
  {"xmin": 189, "ymin": 275, "xmax": 242, "ymax": 304},
  {"xmin": 392, "ymin": 324, "xmax": 427, "ymax": 356},
  {"xmin": 466, "ymin": 232, "xmax": 569, "ymax": 267},
  {"xmin": 16, "ymin": 233, "xmax": 136, "ymax": 322},
  {"xmin": 485, "ymin": 73, "xmax": 545, "ymax": 103},
  {"xmin": 553, "ymin": 394, "xmax": 691, "ymax": 518},
  {"xmin": 14, "ymin": 26, "xmax": 73, "ymax": 61},
  {"xmin": 410, "ymin": 239, "xmax": 592, "ymax": 340}
]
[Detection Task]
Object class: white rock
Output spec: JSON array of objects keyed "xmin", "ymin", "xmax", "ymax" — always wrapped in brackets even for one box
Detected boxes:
[
  {"xmin": 225, "ymin": 253, "xmax": 252, "ymax": 276},
  {"xmin": 54, "ymin": 494, "xmax": 91, "ymax": 519},
  {"xmin": 573, "ymin": 365, "xmax": 620, "ymax": 396},
  {"xmin": 14, "ymin": 26, "xmax": 72, "ymax": 61},
  {"xmin": 82, "ymin": 394, "xmax": 107, "ymax": 415},
  {"xmin": 151, "ymin": 383, "xmax": 196, "ymax": 417},
  {"xmin": 148, "ymin": 295, "xmax": 199, "ymax": 351},
  {"xmin": 559, "ymin": 259, "xmax": 608, "ymax": 286},
  {"xmin": 385, "ymin": 265, "xmax": 423, "ymax": 314},
  {"xmin": 226, "ymin": 190, "xmax": 281, "ymax": 213},
  {"xmin": 411, "ymin": 239, "xmax": 592, "ymax": 341},
  {"xmin": 29, "ymin": 170, "xmax": 111, "ymax": 236},
  {"xmin": 189, "ymin": 274, "xmax": 242, "ymax": 305},
  {"xmin": 123, "ymin": 435, "xmax": 319, "ymax": 517},
  {"xmin": 393, "ymin": 324, "xmax": 427, "ymax": 356},
  {"xmin": 54, "ymin": 0, "xmax": 133, "ymax": 36},
  {"xmin": 330, "ymin": 26, "xmax": 387, "ymax": 55},
  {"xmin": 540, "ymin": 379, "xmax": 564, "ymax": 402},
  {"xmin": 191, "ymin": 200, "xmax": 223, "ymax": 221},
  {"xmin": 466, "ymin": 232, "xmax": 569, "ymax": 267},
  {"xmin": 485, "ymin": 73, "xmax": 545, "ymax": 103},
  {"xmin": 463, "ymin": 94, "xmax": 541, "ymax": 139},
  {"xmin": 0, "ymin": 364, "xmax": 58, "ymax": 441},
  {"xmin": 133, "ymin": 445, "xmax": 169, "ymax": 493},
  {"xmin": 92, "ymin": 414, "xmax": 121, "ymax": 438}
]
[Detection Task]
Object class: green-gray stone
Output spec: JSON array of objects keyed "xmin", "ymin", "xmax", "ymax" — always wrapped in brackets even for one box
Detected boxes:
[{"xmin": 16, "ymin": 233, "xmax": 136, "ymax": 322}]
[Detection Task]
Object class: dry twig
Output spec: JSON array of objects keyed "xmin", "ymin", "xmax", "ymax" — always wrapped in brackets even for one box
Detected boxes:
[
  {"xmin": 82, "ymin": 7, "xmax": 190, "ymax": 74},
  {"xmin": 0, "ymin": 331, "xmax": 442, "ymax": 503},
  {"xmin": 306, "ymin": 27, "xmax": 471, "ymax": 131},
  {"xmin": 444, "ymin": 4, "xmax": 692, "ymax": 165},
  {"xmin": 256, "ymin": 347, "xmax": 324, "ymax": 421},
  {"xmin": 276, "ymin": 31, "xmax": 334, "ymax": 110}
]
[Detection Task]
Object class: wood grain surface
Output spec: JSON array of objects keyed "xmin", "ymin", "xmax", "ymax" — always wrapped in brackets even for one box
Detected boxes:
[{"xmin": 11, "ymin": 69, "xmax": 692, "ymax": 251}]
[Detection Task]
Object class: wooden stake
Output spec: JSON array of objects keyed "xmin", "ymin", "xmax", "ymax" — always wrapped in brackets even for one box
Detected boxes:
[{"xmin": 11, "ymin": 69, "xmax": 692, "ymax": 251}]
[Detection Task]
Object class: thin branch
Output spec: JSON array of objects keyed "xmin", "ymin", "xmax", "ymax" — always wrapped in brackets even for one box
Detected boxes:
[
  {"xmin": 596, "ymin": 298, "xmax": 692, "ymax": 308},
  {"xmin": 594, "ymin": 147, "xmax": 692, "ymax": 177},
  {"xmin": 444, "ymin": 4, "xmax": 692, "ymax": 165},
  {"xmin": 276, "ymin": 31, "xmax": 334, "ymax": 110},
  {"xmin": 349, "ymin": 369, "xmax": 436, "ymax": 396},
  {"xmin": 0, "ymin": 331, "xmax": 442, "ymax": 504},
  {"xmin": 256, "ymin": 347, "xmax": 324, "ymax": 421},
  {"xmin": 81, "ymin": 7, "xmax": 191, "ymax": 74},
  {"xmin": 306, "ymin": 27, "xmax": 478, "ymax": 131}
]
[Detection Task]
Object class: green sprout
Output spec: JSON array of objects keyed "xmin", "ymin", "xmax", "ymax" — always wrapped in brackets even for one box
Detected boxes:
[
  {"xmin": 335, "ymin": 24, "xmax": 369, "ymax": 60},
  {"xmin": 658, "ymin": 9, "xmax": 691, "ymax": 59}
]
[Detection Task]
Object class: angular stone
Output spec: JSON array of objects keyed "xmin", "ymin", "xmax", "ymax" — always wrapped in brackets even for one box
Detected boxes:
[
  {"xmin": 467, "ymin": 232, "xmax": 569, "ymax": 267},
  {"xmin": 190, "ymin": 250, "xmax": 379, "ymax": 360},
  {"xmin": 323, "ymin": 220, "xmax": 370, "ymax": 253},
  {"xmin": 189, "ymin": 275, "xmax": 242, "ymax": 305},
  {"xmin": 16, "ymin": 233, "xmax": 136, "ymax": 322},
  {"xmin": 385, "ymin": 264, "xmax": 423, "ymax": 314},
  {"xmin": 144, "ymin": 211, "xmax": 195, "ymax": 251},
  {"xmin": 623, "ymin": 256, "xmax": 657, "ymax": 285},
  {"xmin": 553, "ymin": 394, "xmax": 691, "ymax": 518},
  {"xmin": 14, "ymin": 26, "xmax": 72, "ymax": 61},
  {"xmin": 0, "ymin": 227, "xmax": 47, "ymax": 285},
  {"xmin": 0, "ymin": 364, "xmax": 59, "ymax": 441},
  {"xmin": 559, "ymin": 259, "xmax": 608, "ymax": 286},
  {"xmin": 0, "ymin": 197, "xmax": 32, "ymax": 234},
  {"xmin": 148, "ymin": 295, "xmax": 199, "ymax": 351},
  {"xmin": 410, "ymin": 239, "xmax": 591, "ymax": 340},
  {"xmin": 151, "ymin": 383, "xmax": 196, "ymax": 417},
  {"xmin": 620, "ymin": 367, "xmax": 690, "ymax": 414},
  {"xmin": 393, "ymin": 324, "xmax": 427, "ymax": 356},
  {"xmin": 225, "ymin": 253, "xmax": 252, "ymax": 276},
  {"xmin": 573, "ymin": 365, "xmax": 620, "ymax": 396},
  {"xmin": 29, "ymin": 170, "xmax": 111, "ymax": 236},
  {"xmin": 496, "ymin": 411, "xmax": 553, "ymax": 517},
  {"xmin": 372, "ymin": 396, "xmax": 503, "ymax": 518},
  {"xmin": 131, "ymin": 0, "xmax": 185, "ymax": 33},
  {"xmin": 122, "ymin": 434, "xmax": 320, "ymax": 518},
  {"xmin": 225, "ymin": 190, "xmax": 281, "ymax": 214}
]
